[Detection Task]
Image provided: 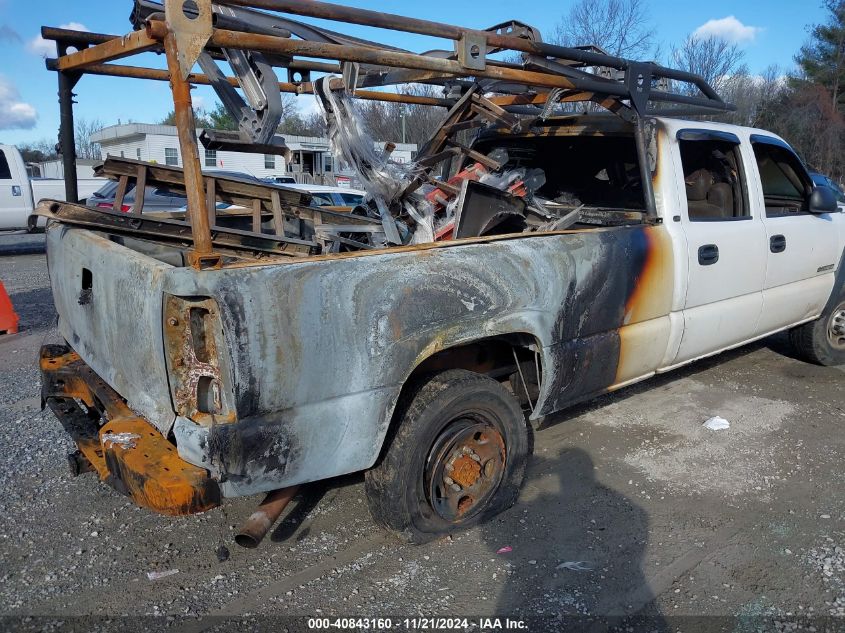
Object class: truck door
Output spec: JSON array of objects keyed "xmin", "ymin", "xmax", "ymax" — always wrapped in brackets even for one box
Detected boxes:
[
  {"xmin": 748, "ymin": 136, "xmax": 838, "ymax": 333},
  {"xmin": 0, "ymin": 146, "xmax": 32, "ymax": 230},
  {"xmin": 673, "ymin": 129, "xmax": 767, "ymax": 363}
]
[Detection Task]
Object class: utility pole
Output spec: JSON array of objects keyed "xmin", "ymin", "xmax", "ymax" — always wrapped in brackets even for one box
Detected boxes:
[{"xmin": 400, "ymin": 105, "xmax": 407, "ymax": 144}]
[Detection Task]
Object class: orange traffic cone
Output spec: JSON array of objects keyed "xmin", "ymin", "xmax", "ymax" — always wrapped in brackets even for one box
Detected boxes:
[{"xmin": 0, "ymin": 280, "xmax": 20, "ymax": 335}]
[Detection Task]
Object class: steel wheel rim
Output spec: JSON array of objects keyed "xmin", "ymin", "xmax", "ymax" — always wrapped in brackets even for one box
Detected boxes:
[
  {"xmin": 829, "ymin": 303, "xmax": 845, "ymax": 351},
  {"xmin": 424, "ymin": 417, "xmax": 506, "ymax": 522}
]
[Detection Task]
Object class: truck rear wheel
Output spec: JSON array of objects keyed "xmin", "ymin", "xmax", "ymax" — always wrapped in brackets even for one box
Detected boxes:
[
  {"xmin": 789, "ymin": 297, "xmax": 845, "ymax": 366},
  {"xmin": 365, "ymin": 369, "xmax": 529, "ymax": 543}
]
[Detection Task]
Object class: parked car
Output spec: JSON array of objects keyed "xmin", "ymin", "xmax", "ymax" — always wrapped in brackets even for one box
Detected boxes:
[
  {"xmin": 810, "ymin": 171, "xmax": 845, "ymax": 209},
  {"xmin": 278, "ymin": 183, "xmax": 366, "ymax": 208},
  {"xmin": 88, "ymin": 170, "xmax": 264, "ymax": 213},
  {"xmin": 0, "ymin": 144, "xmax": 103, "ymax": 231},
  {"xmin": 263, "ymin": 175, "xmax": 297, "ymax": 185}
]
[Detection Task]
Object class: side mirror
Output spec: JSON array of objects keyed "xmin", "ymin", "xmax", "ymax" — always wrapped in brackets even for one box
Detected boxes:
[{"xmin": 809, "ymin": 186, "xmax": 838, "ymax": 214}]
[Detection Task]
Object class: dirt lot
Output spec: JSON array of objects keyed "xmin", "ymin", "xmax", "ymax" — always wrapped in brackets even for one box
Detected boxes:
[{"xmin": 1, "ymin": 233, "xmax": 844, "ymax": 632}]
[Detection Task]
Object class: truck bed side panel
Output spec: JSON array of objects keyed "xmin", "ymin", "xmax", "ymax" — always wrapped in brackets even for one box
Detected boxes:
[{"xmin": 167, "ymin": 225, "xmax": 674, "ymax": 495}]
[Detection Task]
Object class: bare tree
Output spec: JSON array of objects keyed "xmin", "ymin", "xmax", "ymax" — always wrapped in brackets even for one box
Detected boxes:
[
  {"xmin": 718, "ymin": 65, "xmax": 785, "ymax": 127},
  {"xmin": 670, "ymin": 35, "xmax": 747, "ymax": 96},
  {"xmin": 74, "ymin": 117, "xmax": 104, "ymax": 160},
  {"xmin": 756, "ymin": 80, "xmax": 845, "ymax": 181},
  {"xmin": 552, "ymin": 0, "xmax": 658, "ymax": 59},
  {"xmin": 353, "ymin": 85, "xmax": 446, "ymax": 147}
]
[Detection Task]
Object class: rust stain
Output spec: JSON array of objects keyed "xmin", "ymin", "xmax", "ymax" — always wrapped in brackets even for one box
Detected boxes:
[
  {"xmin": 450, "ymin": 454, "xmax": 482, "ymax": 488},
  {"xmin": 41, "ymin": 345, "xmax": 220, "ymax": 515}
]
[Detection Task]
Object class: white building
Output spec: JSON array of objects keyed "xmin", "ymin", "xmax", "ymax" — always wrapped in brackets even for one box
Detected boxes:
[
  {"xmin": 31, "ymin": 158, "xmax": 100, "ymax": 180},
  {"xmin": 90, "ymin": 123, "xmax": 417, "ymax": 185}
]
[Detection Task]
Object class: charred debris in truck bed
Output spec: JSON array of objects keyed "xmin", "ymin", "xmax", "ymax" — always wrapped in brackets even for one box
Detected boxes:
[{"xmin": 39, "ymin": 0, "xmax": 734, "ymax": 267}]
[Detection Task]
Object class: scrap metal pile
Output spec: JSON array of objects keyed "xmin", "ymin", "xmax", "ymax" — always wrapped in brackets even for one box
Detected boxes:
[{"xmin": 39, "ymin": 0, "xmax": 733, "ymax": 266}]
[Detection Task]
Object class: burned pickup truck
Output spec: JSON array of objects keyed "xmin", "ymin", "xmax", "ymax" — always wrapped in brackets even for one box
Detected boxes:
[{"xmin": 38, "ymin": 0, "xmax": 845, "ymax": 546}]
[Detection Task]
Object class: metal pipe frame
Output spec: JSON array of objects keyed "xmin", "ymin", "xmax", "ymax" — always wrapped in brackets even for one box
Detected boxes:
[{"xmin": 43, "ymin": 0, "xmax": 737, "ymax": 252}]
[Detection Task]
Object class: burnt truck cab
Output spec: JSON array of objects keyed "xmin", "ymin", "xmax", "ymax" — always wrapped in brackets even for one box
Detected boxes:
[{"xmin": 40, "ymin": 114, "xmax": 845, "ymax": 538}]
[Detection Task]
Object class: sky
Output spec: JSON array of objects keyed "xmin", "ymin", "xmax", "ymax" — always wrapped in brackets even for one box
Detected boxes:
[{"xmin": 0, "ymin": 0, "xmax": 832, "ymax": 147}]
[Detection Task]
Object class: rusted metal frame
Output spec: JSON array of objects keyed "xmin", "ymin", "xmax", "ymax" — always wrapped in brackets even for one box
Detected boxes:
[
  {"xmin": 634, "ymin": 118, "xmax": 657, "ymax": 218},
  {"xmin": 97, "ymin": 157, "xmax": 307, "ymax": 208},
  {"xmin": 162, "ymin": 32, "xmax": 219, "ymax": 268},
  {"xmin": 206, "ymin": 177, "xmax": 217, "ymax": 228},
  {"xmin": 56, "ymin": 39, "xmax": 84, "ymax": 203},
  {"xmin": 445, "ymin": 139, "xmax": 505, "ymax": 171},
  {"xmin": 112, "ymin": 175, "xmax": 130, "ymax": 213},
  {"xmin": 55, "ymin": 27, "xmax": 161, "ymax": 71},
  {"xmin": 217, "ymin": 0, "xmax": 731, "ymax": 109},
  {"xmin": 46, "ymin": 61, "xmax": 451, "ymax": 108},
  {"xmin": 425, "ymin": 175, "xmax": 460, "ymax": 196},
  {"xmin": 41, "ymin": 26, "xmax": 119, "ymax": 48},
  {"xmin": 488, "ymin": 90, "xmax": 595, "ymax": 107},
  {"xmin": 270, "ymin": 190, "xmax": 284, "ymax": 236},
  {"xmin": 470, "ymin": 93, "xmax": 520, "ymax": 128},
  {"xmin": 146, "ymin": 21, "xmax": 579, "ymax": 92},
  {"xmin": 252, "ymin": 199, "xmax": 263, "ymax": 233},
  {"xmin": 404, "ymin": 87, "xmax": 479, "ymax": 193},
  {"xmin": 133, "ymin": 165, "xmax": 147, "ymax": 215},
  {"xmin": 37, "ymin": 200, "xmax": 318, "ymax": 257}
]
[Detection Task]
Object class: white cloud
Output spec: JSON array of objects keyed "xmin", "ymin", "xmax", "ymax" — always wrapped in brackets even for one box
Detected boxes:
[
  {"xmin": 28, "ymin": 22, "xmax": 89, "ymax": 58},
  {"xmin": 0, "ymin": 75, "xmax": 37, "ymax": 130},
  {"xmin": 693, "ymin": 16, "xmax": 762, "ymax": 44}
]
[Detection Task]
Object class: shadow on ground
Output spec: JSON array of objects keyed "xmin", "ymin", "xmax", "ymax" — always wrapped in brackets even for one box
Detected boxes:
[{"xmin": 480, "ymin": 448, "xmax": 666, "ymax": 631}]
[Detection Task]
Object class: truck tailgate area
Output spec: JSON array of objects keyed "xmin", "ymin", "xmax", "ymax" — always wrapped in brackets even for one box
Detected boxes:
[{"xmin": 46, "ymin": 225, "xmax": 176, "ymax": 433}]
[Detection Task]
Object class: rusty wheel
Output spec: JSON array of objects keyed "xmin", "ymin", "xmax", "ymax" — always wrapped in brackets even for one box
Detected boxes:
[
  {"xmin": 425, "ymin": 419, "xmax": 506, "ymax": 522},
  {"xmin": 365, "ymin": 369, "xmax": 529, "ymax": 543}
]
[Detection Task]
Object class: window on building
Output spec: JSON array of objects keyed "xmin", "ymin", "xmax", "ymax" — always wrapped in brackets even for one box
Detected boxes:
[
  {"xmin": 324, "ymin": 156, "xmax": 333, "ymax": 173},
  {"xmin": 120, "ymin": 151, "xmax": 125, "ymax": 158},
  {"xmin": 165, "ymin": 148, "xmax": 179, "ymax": 166},
  {"xmin": 264, "ymin": 154, "xmax": 276, "ymax": 169},
  {"xmin": 136, "ymin": 148, "xmax": 141, "ymax": 160}
]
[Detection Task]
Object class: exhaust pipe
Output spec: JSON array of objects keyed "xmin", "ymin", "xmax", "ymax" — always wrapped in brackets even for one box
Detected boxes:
[{"xmin": 235, "ymin": 485, "xmax": 299, "ymax": 548}]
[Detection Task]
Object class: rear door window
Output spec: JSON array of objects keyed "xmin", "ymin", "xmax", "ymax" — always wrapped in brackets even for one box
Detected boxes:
[
  {"xmin": 677, "ymin": 130, "xmax": 748, "ymax": 221},
  {"xmin": 0, "ymin": 150, "xmax": 12, "ymax": 180}
]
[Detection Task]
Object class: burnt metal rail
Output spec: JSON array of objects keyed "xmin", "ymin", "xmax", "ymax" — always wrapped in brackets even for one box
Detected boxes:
[{"xmin": 43, "ymin": 0, "xmax": 734, "ymax": 268}]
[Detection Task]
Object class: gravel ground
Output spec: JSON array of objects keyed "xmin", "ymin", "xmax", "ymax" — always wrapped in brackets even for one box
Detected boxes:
[{"xmin": 1, "ymin": 232, "xmax": 844, "ymax": 631}]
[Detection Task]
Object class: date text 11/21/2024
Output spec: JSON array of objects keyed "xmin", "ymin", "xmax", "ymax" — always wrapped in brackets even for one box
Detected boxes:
[{"xmin": 307, "ymin": 618, "xmax": 528, "ymax": 630}]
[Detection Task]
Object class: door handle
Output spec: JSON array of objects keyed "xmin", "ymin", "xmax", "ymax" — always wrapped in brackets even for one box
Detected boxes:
[
  {"xmin": 770, "ymin": 234, "xmax": 786, "ymax": 253},
  {"xmin": 698, "ymin": 244, "xmax": 719, "ymax": 266}
]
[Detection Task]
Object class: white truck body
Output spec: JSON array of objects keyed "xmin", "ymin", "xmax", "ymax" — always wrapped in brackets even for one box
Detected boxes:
[{"xmin": 0, "ymin": 144, "xmax": 103, "ymax": 231}]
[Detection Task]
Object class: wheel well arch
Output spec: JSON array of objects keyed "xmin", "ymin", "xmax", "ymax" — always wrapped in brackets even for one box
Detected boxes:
[{"xmin": 374, "ymin": 333, "xmax": 544, "ymax": 466}]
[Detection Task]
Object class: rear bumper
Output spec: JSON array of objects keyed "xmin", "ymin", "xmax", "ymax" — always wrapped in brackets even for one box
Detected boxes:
[{"xmin": 40, "ymin": 344, "xmax": 220, "ymax": 515}]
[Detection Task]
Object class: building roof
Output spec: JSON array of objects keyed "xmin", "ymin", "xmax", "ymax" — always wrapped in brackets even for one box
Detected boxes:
[{"xmin": 90, "ymin": 123, "xmax": 417, "ymax": 152}]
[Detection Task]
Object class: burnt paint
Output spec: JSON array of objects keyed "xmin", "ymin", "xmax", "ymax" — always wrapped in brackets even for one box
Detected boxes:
[{"xmin": 163, "ymin": 223, "xmax": 669, "ymax": 496}]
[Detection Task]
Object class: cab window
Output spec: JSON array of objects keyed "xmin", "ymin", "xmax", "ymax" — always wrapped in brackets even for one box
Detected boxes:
[
  {"xmin": 751, "ymin": 139, "xmax": 812, "ymax": 217},
  {"xmin": 0, "ymin": 150, "xmax": 11, "ymax": 180},
  {"xmin": 678, "ymin": 130, "xmax": 748, "ymax": 221}
]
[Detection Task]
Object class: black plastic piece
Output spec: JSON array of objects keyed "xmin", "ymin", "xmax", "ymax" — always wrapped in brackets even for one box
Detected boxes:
[{"xmin": 698, "ymin": 244, "xmax": 719, "ymax": 266}]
